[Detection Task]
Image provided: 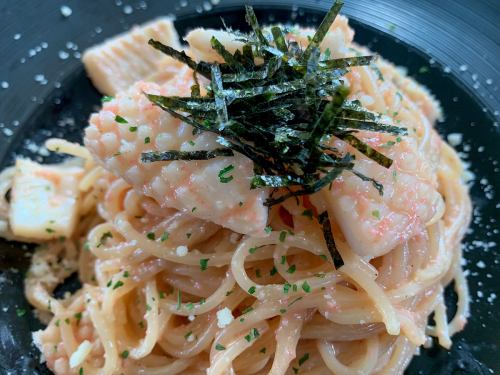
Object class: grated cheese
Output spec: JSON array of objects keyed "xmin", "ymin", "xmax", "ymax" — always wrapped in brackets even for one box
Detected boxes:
[
  {"xmin": 216, "ymin": 307, "xmax": 234, "ymax": 328},
  {"xmin": 176, "ymin": 245, "xmax": 188, "ymax": 257},
  {"xmin": 69, "ymin": 340, "xmax": 92, "ymax": 368}
]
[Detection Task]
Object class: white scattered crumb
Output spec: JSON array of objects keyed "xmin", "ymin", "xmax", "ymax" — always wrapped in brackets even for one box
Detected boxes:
[
  {"xmin": 216, "ymin": 307, "xmax": 234, "ymax": 328},
  {"xmin": 188, "ymin": 314, "xmax": 195, "ymax": 321},
  {"xmin": 186, "ymin": 333, "xmax": 195, "ymax": 342},
  {"xmin": 123, "ymin": 5, "xmax": 133, "ymax": 14},
  {"xmin": 69, "ymin": 340, "xmax": 92, "ymax": 368},
  {"xmin": 476, "ymin": 260, "xmax": 486, "ymax": 269},
  {"xmin": 477, "ymin": 291, "xmax": 484, "ymax": 298},
  {"xmin": 34, "ymin": 74, "xmax": 48, "ymax": 85},
  {"xmin": 487, "ymin": 293, "xmax": 497, "ymax": 304},
  {"xmin": 459, "ymin": 64, "xmax": 468, "ymax": 72},
  {"xmin": 1, "ymin": 81, "xmax": 9, "ymax": 89},
  {"xmin": 60, "ymin": 5, "xmax": 73, "ymax": 17},
  {"xmin": 175, "ymin": 245, "xmax": 188, "ymax": 257},
  {"xmin": 58, "ymin": 50, "xmax": 69, "ymax": 60},
  {"xmin": 447, "ymin": 133, "xmax": 463, "ymax": 147}
]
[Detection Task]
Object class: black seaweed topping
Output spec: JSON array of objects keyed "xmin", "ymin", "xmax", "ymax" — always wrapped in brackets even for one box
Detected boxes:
[{"xmin": 142, "ymin": 0, "xmax": 407, "ymax": 208}]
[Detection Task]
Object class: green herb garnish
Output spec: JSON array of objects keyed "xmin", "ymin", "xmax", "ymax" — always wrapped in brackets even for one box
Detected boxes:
[
  {"xmin": 215, "ymin": 343, "xmax": 226, "ymax": 350},
  {"xmin": 200, "ymin": 258, "xmax": 209, "ymax": 271},
  {"xmin": 16, "ymin": 308, "xmax": 26, "ymax": 317},
  {"xmin": 298, "ymin": 353, "xmax": 310, "ymax": 366},
  {"xmin": 142, "ymin": 1, "xmax": 405, "ymax": 206},
  {"xmin": 218, "ymin": 164, "xmax": 235, "ymax": 183},
  {"xmin": 115, "ymin": 115, "xmax": 128, "ymax": 124}
]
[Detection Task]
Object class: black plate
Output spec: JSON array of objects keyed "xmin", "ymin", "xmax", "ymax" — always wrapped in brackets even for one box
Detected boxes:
[{"xmin": 0, "ymin": 1, "xmax": 499, "ymax": 374}]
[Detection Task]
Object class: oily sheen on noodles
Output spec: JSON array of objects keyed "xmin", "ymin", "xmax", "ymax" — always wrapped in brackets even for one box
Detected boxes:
[{"xmin": 0, "ymin": 11, "xmax": 471, "ymax": 375}]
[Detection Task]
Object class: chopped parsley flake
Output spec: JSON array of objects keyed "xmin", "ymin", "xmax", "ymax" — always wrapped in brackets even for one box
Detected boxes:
[
  {"xmin": 16, "ymin": 308, "xmax": 26, "ymax": 317},
  {"xmin": 283, "ymin": 283, "xmax": 291, "ymax": 294},
  {"xmin": 270, "ymin": 266, "xmax": 278, "ymax": 276},
  {"xmin": 244, "ymin": 328, "xmax": 260, "ymax": 342},
  {"xmin": 286, "ymin": 264, "xmax": 296, "ymax": 274},
  {"xmin": 123, "ymin": 271, "xmax": 129, "ymax": 278},
  {"xmin": 74, "ymin": 312, "xmax": 82, "ymax": 323},
  {"xmin": 200, "ymin": 258, "xmax": 209, "ymax": 271},
  {"xmin": 45, "ymin": 228, "xmax": 55, "ymax": 233},
  {"xmin": 121, "ymin": 350, "xmax": 129, "ymax": 359},
  {"xmin": 146, "ymin": 232, "xmax": 155, "ymax": 240},
  {"xmin": 144, "ymin": 136, "xmax": 151, "ymax": 144},
  {"xmin": 160, "ymin": 231, "xmax": 170, "ymax": 242},
  {"xmin": 419, "ymin": 66, "xmax": 429, "ymax": 74},
  {"xmin": 218, "ymin": 164, "xmax": 234, "ymax": 183},
  {"xmin": 301, "ymin": 281, "xmax": 311, "ymax": 293},
  {"xmin": 372, "ymin": 210, "xmax": 381, "ymax": 220},
  {"xmin": 280, "ymin": 255, "xmax": 286, "ymax": 265},
  {"xmin": 113, "ymin": 280, "xmax": 124, "ymax": 290},
  {"xmin": 264, "ymin": 226, "xmax": 272, "ymax": 234},
  {"xmin": 298, "ymin": 353, "xmax": 310, "ymax": 366},
  {"xmin": 129, "ymin": 126, "xmax": 137, "ymax": 132},
  {"xmin": 215, "ymin": 343, "xmax": 226, "ymax": 350},
  {"xmin": 115, "ymin": 115, "xmax": 128, "ymax": 124},
  {"xmin": 248, "ymin": 286, "xmax": 256, "ymax": 294},
  {"xmin": 279, "ymin": 231, "xmax": 287, "ymax": 242},
  {"xmin": 97, "ymin": 231, "xmax": 113, "ymax": 247},
  {"xmin": 249, "ymin": 247, "xmax": 257, "ymax": 254},
  {"xmin": 177, "ymin": 290, "xmax": 182, "ymax": 310},
  {"xmin": 102, "ymin": 96, "xmax": 113, "ymax": 102},
  {"xmin": 259, "ymin": 347, "xmax": 267, "ymax": 354}
]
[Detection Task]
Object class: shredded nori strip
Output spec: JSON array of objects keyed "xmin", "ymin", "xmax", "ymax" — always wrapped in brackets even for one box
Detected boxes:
[
  {"xmin": 318, "ymin": 211, "xmax": 343, "ymax": 268},
  {"xmin": 142, "ymin": 0, "xmax": 408, "ymax": 212},
  {"xmin": 141, "ymin": 149, "xmax": 234, "ymax": 162}
]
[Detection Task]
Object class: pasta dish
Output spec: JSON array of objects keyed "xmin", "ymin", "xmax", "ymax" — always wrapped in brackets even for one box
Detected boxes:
[{"xmin": 0, "ymin": 2, "xmax": 471, "ymax": 374}]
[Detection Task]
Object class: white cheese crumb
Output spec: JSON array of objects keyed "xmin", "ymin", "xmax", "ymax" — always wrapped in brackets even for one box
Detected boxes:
[
  {"xmin": 176, "ymin": 245, "xmax": 188, "ymax": 257},
  {"xmin": 32, "ymin": 331, "xmax": 46, "ymax": 363},
  {"xmin": 447, "ymin": 133, "xmax": 463, "ymax": 147},
  {"xmin": 188, "ymin": 315, "xmax": 195, "ymax": 321},
  {"xmin": 476, "ymin": 260, "xmax": 486, "ymax": 269},
  {"xmin": 216, "ymin": 307, "xmax": 234, "ymax": 328},
  {"xmin": 69, "ymin": 340, "xmax": 92, "ymax": 368},
  {"xmin": 186, "ymin": 333, "xmax": 195, "ymax": 342},
  {"xmin": 60, "ymin": 5, "xmax": 73, "ymax": 17}
]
